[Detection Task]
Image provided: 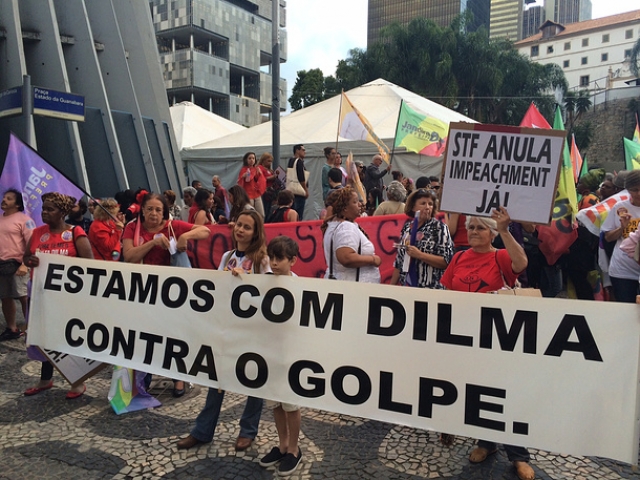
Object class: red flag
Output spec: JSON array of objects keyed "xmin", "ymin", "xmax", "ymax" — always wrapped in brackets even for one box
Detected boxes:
[
  {"xmin": 570, "ymin": 134, "xmax": 583, "ymax": 183},
  {"xmin": 519, "ymin": 103, "xmax": 551, "ymax": 129}
]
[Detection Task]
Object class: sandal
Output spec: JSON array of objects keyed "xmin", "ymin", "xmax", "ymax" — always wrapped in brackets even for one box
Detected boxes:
[
  {"xmin": 66, "ymin": 384, "xmax": 86, "ymax": 400},
  {"xmin": 469, "ymin": 446, "xmax": 498, "ymax": 463},
  {"xmin": 514, "ymin": 460, "xmax": 535, "ymax": 480},
  {"xmin": 24, "ymin": 381, "xmax": 53, "ymax": 396}
]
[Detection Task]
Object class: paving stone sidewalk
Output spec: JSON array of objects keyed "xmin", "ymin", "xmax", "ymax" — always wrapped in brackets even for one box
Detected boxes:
[{"xmin": 0, "ymin": 323, "xmax": 638, "ymax": 479}]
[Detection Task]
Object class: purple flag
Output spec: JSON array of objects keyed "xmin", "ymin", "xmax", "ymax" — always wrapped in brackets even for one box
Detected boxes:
[
  {"xmin": 406, "ymin": 211, "xmax": 420, "ymax": 287},
  {"xmin": 0, "ymin": 133, "xmax": 84, "ymax": 226}
]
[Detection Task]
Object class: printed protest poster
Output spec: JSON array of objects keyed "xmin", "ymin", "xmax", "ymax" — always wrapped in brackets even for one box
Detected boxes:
[
  {"xmin": 28, "ymin": 254, "xmax": 640, "ymax": 464},
  {"xmin": 440, "ymin": 123, "xmax": 566, "ymax": 224}
]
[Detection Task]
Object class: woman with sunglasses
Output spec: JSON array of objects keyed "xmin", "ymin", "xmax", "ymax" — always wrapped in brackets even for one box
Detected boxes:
[{"xmin": 390, "ymin": 189, "xmax": 453, "ymax": 289}]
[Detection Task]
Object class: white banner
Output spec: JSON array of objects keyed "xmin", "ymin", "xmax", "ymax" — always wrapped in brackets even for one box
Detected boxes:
[
  {"xmin": 29, "ymin": 254, "xmax": 640, "ymax": 463},
  {"xmin": 441, "ymin": 123, "xmax": 566, "ymax": 224}
]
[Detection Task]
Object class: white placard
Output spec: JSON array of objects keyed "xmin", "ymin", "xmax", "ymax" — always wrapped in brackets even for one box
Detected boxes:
[
  {"xmin": 28, "ymin": 254, "xmax": 640, "ymax": 464},
  {"xmin": 440, "ymin": 123, "xmax": 566, "ymax": 224}
]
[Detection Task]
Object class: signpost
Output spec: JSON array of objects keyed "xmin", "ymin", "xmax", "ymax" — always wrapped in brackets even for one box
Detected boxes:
[
  {"xmin": 0, "ymin": 87, "xmax": 23, "ymax": 118},
  {"xmin": 0, "ymin": 83, "xmax": 84, "ymax": 122}
]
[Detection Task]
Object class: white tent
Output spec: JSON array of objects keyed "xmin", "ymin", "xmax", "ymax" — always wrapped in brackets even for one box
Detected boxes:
[
  {"xmin": 181, "ymin": 79, "xmax": 476, "ymax": 218},
  {"xmin": 170, "ymin": 101, "xmax": 246, "ymax": 151}
]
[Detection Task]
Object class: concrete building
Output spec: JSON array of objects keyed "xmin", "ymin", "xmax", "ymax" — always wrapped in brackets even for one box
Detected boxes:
[
  {"xmin": 0, "ymin": 0, "xmax": 183, "ymax": 197},
  {"xmin": 149, "ymin": 0, "xmax": 287, "ymax": 127},
  {"xmin": 489, "ymin": 0, "xmax": 524, "ymax": 40},
  {"xmin": 515, "ymin": 10, "xmax": 640, "ymax": 91},
  {"xmin": 367, "ymin": 0, "xmax": 491, "ymax": 47}
]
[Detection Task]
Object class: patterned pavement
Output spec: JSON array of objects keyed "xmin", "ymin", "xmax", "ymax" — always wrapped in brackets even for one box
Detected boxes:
[{"xmin": 1, "ymin": 312, "xmax": 639, "ymax": 480}]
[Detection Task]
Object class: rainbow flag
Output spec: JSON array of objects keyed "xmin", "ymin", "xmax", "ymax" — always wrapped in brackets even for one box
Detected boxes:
[
  {"xmin": 394, "ymin": 101, "xmax": 448, "ymax": 156},
  {"xmin": 624, "ymin": 138, "xmax": 640, "ymax": 170},
  {"xmin": 536, "ymin": 107, "xmax": 578, "ymax": 265},
  {"xmin": 339, "ymin": 91, "xmax": 390, "ymax": 162},
  {"xmin": 108, "ymin": 367, "xmax": 161, "ymax": 415},
  {"xmin": 570, "ymin": 134, "xmax": 583, "ymax": 183}
]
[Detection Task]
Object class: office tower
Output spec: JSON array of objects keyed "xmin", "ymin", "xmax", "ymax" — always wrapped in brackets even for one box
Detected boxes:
[
  {"xmin": 367, "ymin": 0, "xmax": 491, "ymax": 47},
  {"xmin": 150, "ymin": 0, "xmax": 288, "ymax": 127}
]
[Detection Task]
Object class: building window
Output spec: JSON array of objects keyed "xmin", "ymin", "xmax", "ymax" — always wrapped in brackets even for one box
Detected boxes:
[
  {"xmin": 236, "ymin": 105, "xmax": 239, "ymax": 113},
  {"xmin": 582, "ymin": 38, "xmax": 589, "ymax": 47},
  {"xmin": 531, "ymin": 45, "xmax": 539, "ymax": 57},
  {"xmin": 580, "ymin": 75, "xmax": 589, "ymax": 87},
  {"xmin": 601, "ymin": 53, "xmax": 608, "ymax": 62},
  {"xmin": 563, "ymin": 60, "xmax": 570, "ymax": 68},
  {"xmin": 625, "ymin": 49, "xmax": 632, "ymax": 58},
  {"xmin": 581, "ymin": 56, "xmax": 588, "ymax": 65},
  {"xmin": 626, "ymin": 29, "xmax": 633, "ymax": 39},
  {"xmin": 602, "ymin": 34, "xmax": 610, "ymax": 43},
  {"xmin": 564, "ymin": 42, "xmax": 571, "ymax": 50},
  {"xmin": 547, "ymin": 45, "xmax": 554, "ymax": 54}
]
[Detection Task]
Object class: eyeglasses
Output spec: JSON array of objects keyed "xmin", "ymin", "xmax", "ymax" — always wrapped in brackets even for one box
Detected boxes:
[{"xmin": 431, "ymin": 185, "xmax": 441, "ymax": 190}]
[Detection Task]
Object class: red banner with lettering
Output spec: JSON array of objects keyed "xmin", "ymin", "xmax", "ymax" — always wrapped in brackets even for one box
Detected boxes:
[{"xmin": 187, "ymin": 215, "xmax": 409, "ymax": 283}]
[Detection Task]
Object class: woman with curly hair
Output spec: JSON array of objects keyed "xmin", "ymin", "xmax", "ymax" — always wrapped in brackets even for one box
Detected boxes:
[
  {"xmin": 23, "ymin": 192, "xmax": 94, "ymax": 399},
  {"xmin": 321, "ymin": 187, "xmax": 381, "ymax": 283},
  {"xmin": 374, "ymin": 180, "xmax": 406, "ymax": 215}
]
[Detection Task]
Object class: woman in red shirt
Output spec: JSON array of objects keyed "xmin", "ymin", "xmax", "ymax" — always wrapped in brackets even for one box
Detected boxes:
[
  {"xmin": 88, "ymin": 198, "xmax": 124, "ymax": 261},
  {"xmin": 237, "ymin": 151, "xmax": 266, "ymax": 217},
  {"xmin": 23, "ymin": 192, "xmax": 94, "ymax": 399}
]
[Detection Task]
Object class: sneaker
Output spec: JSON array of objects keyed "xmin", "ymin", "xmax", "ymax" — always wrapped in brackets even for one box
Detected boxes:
[
  {"xmin": 0, "ymin": 328, "xmax": 23, "ymax": 341},
  {"xmin": 278, "ymin": 449, "xmax": 302, "ymax": 476},
  {"xmin": 259, "ymin": 446, "xmax": 286, "ymax": 467}
]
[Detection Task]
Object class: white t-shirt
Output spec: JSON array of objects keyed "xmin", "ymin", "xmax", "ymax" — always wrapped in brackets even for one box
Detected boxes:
[
  {"xmin": 219, "ymin": 250, "xmax": 272, "ymax": 274},
  {"xmin": 323, "ymin": 221, "xmax": 380, "ymax": 284},
  {"xmin": 601, "ymin": 199, "xmax": 640, "ymax": 280}
]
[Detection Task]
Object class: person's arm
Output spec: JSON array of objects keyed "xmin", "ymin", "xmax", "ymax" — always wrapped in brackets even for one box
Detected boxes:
[
  {"xmin": 492, "ymin": 207, "xmax": 527, "ymax": 273},
  {"xmin": 405, "ymin": 246, "xmax": 448, "ymax": 269},
  {"xmin": 604, "ymin": 214, "xmax": 629, "ymax": 242},
  {"xmin": 389, "ymin": 268, "xmax": 401, "ymax": 285},
  {"xmin": 90, "ymin": 223, "xmax": 122, "ymax": 255},
  {"xmin": 75, "ymin": 235, "xmax": 94, "ymax": 259},
  {"xmin": 123, "ymin": 235, "xmax": 168, "ymax": 263},
  {"xmin": 297, "ymin": 161, "xmax": 309, "ymax": 198},
  {"xmin": 23, "ymin": 236, "xmax": 37, "ymax": 268},
  {"xmin": 286, "ymin": 208, "xmax": 299, "ymax": 222},
  {"xmin": 176, "ymin": 224, "xmax": 211, "ymax": 251},
  {"xmin": 335, "ymin": 247, "xmax": 381, "ymax": 268},
  {"xmin": 446, "ymin": 213, "xmax": 459, "ymax": 236},
  {"xmin": 193, "ymin": 210, "xmax": 208, "ymax": 226}
]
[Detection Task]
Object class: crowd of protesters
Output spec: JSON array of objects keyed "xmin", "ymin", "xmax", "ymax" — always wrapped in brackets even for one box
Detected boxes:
[{"xmin": 1, "ymin": 141, "xmax": 638, "ymax": 479}]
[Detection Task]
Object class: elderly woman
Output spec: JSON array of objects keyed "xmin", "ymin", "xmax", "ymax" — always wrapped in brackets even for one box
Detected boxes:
[
  {"xmin": 122, "ymin": 192, "xmax": 210, "ymax": 396},
  {"xmin": 321, "ymin": 187, "xmax": 381, "ymax": 283},
  {"xmin": 88, "ymin": 198, "xmax": 124, "ymax": 261},
  {"xmin": 23, "ymin": 192, "xmax": 94, "ymax": 399},
  {"xmin": 440, "ymin": 207, "xmax": 533, "ymax": 480},
  {"xmin": 374, "ymin": 180, "xmax": 406, "ymax": 215},
  {"xmin": 390, "ymin": 189, "xmax": 453, "ymax": 288}
]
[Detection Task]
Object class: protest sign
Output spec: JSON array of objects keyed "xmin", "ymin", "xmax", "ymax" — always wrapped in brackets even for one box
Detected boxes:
[
  {"xmin": 41, "ymin": 348, "xmax": 105, "ymax": 386},
  {"xmin": 440, "ymin": 123, "xmax": 566, "ymax": 224},
  {"xmin": 28, "ymin": 254, "xmax": 640, "ymax": 464}
]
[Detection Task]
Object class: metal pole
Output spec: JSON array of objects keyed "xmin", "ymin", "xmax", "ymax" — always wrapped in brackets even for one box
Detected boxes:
[
  {"xmin": 271, "ymin": 0, "xmax": 281, "ymax": 169},
  {"xmin": 22, "ymin": 75, "xmax": 35, "ymax": 148}
]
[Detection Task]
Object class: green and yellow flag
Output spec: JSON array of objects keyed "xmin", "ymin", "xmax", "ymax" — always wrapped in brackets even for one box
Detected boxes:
[
  {"xmin": 394, "ymin": 101, "xmax": 449, "ymax": 156},
  {"xmin": 624, "ymin": 137, "xmax": 640, "ymax": 170}
]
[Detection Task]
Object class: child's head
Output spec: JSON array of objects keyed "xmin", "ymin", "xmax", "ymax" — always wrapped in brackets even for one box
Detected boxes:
[
  {"xmin": 267, "ymin": 236, "xmax": 299, "ymax": 276},
  {"xmin": 242, "ymin": 151, "xmax": 257, "ymax": 167}
]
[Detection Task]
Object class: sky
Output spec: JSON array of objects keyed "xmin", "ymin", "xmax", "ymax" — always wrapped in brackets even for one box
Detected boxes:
[{"xmin": 281, "ymin": 0, "xmax": 639, "ymax": 110}]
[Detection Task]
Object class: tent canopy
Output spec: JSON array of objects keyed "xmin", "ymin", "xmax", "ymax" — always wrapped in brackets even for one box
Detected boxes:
[
  {"xmin": 181, "ymin": 79, "xmax": 476, "ymax": 218},
  {"xmin": 170, "ymin": 101, "xmax": 246, "ymax": 151}
]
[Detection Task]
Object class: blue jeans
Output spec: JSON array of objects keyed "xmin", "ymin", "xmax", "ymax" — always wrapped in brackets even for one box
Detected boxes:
[
  {"xmin": 293, "ymin": 195, "xmax": 306, "ymax": 220},
  {"xmin": 478, "ymin": 440, "xmax": 530, "ymax": 462},
  {"xmin": 191, "ymin": 388, "xmax": 263, "ymax": 442},
  {"xmin": 610, "ymin": 277, "xmax": 639, "ymax": 303}
]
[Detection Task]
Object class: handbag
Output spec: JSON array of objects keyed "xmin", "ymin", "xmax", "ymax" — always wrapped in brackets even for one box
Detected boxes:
[
  {"xmin": 494, "ymin": 251, "xmax": 542, "ymax": 297},
  {"xmin": 168, "ymin": 221, "xmax": 192, "ymax": 268},
  {"xmin": 286, "ymin": 159, "xmax": 310, "ymax": 197},
  {"xmin": 0, "ymin": 259, "xmax": 21, "ymax": 276}
]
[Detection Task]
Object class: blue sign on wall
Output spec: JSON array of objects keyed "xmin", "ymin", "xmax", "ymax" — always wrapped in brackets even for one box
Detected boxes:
[
  {"xmin": 33, "ymin": 87, "xmax": 85, "ymax": 122},
  {"xmin": 0, "ymin": 87, "xmax": 23, "ymax": 118}
]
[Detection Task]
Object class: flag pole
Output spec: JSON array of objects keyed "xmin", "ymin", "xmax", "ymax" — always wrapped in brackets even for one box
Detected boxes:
[
  {"xmin": 389, "ymin": 99, "xmax": 404, "ymax": 166},
  {"xmin": 336, "ymin": 90, "xmax": 343, "ymax": 152}
]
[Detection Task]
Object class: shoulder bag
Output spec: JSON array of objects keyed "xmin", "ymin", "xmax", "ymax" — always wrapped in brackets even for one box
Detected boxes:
[{"xmin": 286, "ymin": 159, "xmax": 310, "ymax": 197}]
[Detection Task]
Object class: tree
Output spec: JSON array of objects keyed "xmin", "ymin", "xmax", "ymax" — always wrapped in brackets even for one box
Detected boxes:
[
  {"xmin": 288, "ymin": 69, "xmax": 342, "ymax": 111},
  {"xmin": 630, "ymin": 35, "xmax": 640, "ymax": 78},
  {"xmin": 564, "ymin": 90, "xmax": 592, "ymax": 132}
]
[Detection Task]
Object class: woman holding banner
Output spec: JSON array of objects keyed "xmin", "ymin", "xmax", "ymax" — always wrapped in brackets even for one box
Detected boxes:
[
  {"xmin": 440, "ymin": 208, "xmax": 533, "ymax": 480},
  {"xmin": 122, "ymin": 192, "xmax": 210, "ymax": 397},
  {"xmin": 321, "ymin": 187, "xmax": 381, "ymax": 283},
  {"xmin": 177, "ymin": 209, "xmax": 269, "ymax": 451},
  {"xmin": 390, "ymin": 189, "xmax": 453, "ymax": 289},
  {"xmin": 23, "ymin": 192, "xmax": 94, "ymax": 399}
]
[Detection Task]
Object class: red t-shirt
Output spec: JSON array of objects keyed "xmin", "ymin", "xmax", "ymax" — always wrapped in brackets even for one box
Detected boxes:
[
  {"xmin": 441, "ymin": 248, "xmax": 519, "ymax": 293},
  {"xmin": 452, "ymin": 214, "xmax": 470, "ymax": 248},
  {"xmin": 89, "ymin": 220, "xmax": 122, "ymax": 261},
  {"xmin": 187, "ymin": 204, "xmax": 199, "ymax": 224},
  {"xmin": 30, "ymin": 225, "xmax": 86, "ymax": 257},
  {"xmin": 238, "ymin": 166, "xmax": 267, "ymax": 199},
  {"xmin": 122, "ymin": 219, "xmax": 193, "ymax": 266}
]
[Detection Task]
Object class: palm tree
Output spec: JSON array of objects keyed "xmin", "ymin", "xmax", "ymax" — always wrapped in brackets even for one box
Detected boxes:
[{"xmin": 631, "ymin": 36, "xmax": 640, "ymax": 78}]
